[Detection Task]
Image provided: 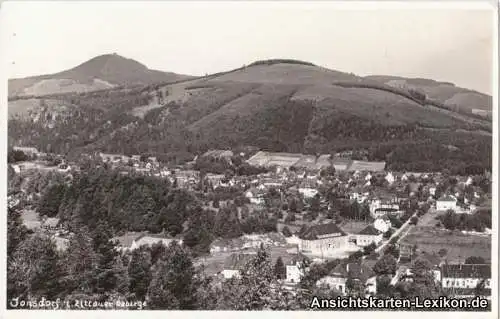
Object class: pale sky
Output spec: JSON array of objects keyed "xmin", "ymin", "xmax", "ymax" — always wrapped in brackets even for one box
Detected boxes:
[{"xmin": 1, "ymin": 1, "xmax": 495, "ymax": 94}]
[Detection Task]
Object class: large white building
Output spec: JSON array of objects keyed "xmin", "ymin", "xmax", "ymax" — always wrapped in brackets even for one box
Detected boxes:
[
  {"xmin": 436, "ymin": 195, "xmax": 458, "ymax": 211},
  {"xmin": 298, "ymin": 223, "xmax": 349, "ymax": 255}
]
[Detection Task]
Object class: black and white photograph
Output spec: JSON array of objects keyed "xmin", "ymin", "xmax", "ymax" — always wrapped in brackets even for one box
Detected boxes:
[{"xmin": 2, "ymin": 0, "xmax": 497, "ymax": 316}]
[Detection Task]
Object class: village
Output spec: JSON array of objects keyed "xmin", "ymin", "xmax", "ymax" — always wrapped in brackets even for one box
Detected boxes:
[{"xmin": 8, "ymin": 145, "xmax": 493, "ymax": 301}]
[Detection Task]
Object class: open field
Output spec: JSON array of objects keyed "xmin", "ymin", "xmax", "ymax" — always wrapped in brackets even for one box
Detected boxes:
[
  {"xmin": 400, "ymin": 226, "xmax": 491, "ymax": 263},
  {"xmin": 417, "ymin": 208, "xmax": 442, "ymax": 227}
]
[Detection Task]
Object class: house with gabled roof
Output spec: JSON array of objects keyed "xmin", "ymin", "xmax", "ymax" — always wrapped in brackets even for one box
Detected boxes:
[
  {"xmin": 42, "ymin": 217, "xmax": 60, "ymax": 230},
  {"xmin": 245, "ymin": 187, "xmax": 266, "ymax": 205},
  {"xmin": 373, "ymin": 216, "xmax": 392, "ymax": 233},
  {"xmin": 317, "ymin": 261, "xmax": 376, "ymax": 295},
  {"xmin": 298, "ymin": 223, "xmax": 349, "ymax": 255},
  {"xmin": 436, "ymin": 195, "xmax": 457, "ymax": 211},
  {"xmin": 353, "ymin": 225, "xmax": 383, "ymax": 247}
]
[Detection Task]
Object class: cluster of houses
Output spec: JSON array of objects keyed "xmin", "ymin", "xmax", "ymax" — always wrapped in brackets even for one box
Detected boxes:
[
  {"xmin": 10, "ymin": 146, "xmax": 491, "ymax": 300},
  {"xmin": 390, "ymin": 258, "xmax": 491, "ymax": 299},
  {"xmin": 203, "ymin": 230, "xmax": 491, "ymax": 299}
]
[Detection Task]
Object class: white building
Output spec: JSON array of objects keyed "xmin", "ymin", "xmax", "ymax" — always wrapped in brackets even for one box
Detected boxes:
[
  {"xmin": 350, "ymin": 192, "xmax": 370, "ymax": 204},
  {"xmin": 353, "ymin": 225, "xmax": 383, "ymax": 247},
  {"xmin": 385, "ymin": 172, "xmax": 395, "ymax": 185},
  {"xmin": 298, "ymin": 223, "xmax": 349, "ymax": 255},
  {"xmin": 286, "ymin": 260, "xmax": 306, "ymax": 284},
  {"xmin": 129, "ymin": 234, "xmax": 183, "ymax": 251},
  {"xmin": 245, "ymin": 188, "xmax": 266, "ymax": 205},
  {"xmin": 373, "ymin": 217, "xmax": 391, "ymax": 233},
  {"xmin": 317, "ymin": 262, "xmax": 375, "ymax": 296},
  {"xmin": 298, "ymin": 187, "xmax": 318, "ymax": 199},
  {"xmin": 436, "ymin": 195, "xmax": 457, "ymax": 211},
  {"xmin": 440, "ymin": 264, "xmax": 491, "ymax": 297}
]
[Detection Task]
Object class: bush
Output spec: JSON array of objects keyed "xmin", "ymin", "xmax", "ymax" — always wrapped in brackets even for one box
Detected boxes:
[
  {"xmin": 409, "ymin": 216, "xmax": 419, "ymax": 225},
  {"xmin": 282, "ymin": 226, "xmax": 292, "ymax": 237}
]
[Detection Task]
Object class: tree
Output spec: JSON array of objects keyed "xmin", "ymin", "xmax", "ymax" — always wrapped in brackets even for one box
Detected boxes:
[
  {"xmin": 310, "ymin": 194, "xmax": 321, "ymax": 213},
  {"xmin": 212, "ymin": 199, "xmax": 219, "ymax": 208},
  {"xmin": 8, "ymin": 149, "xmax": 29, "ymax": 163},
  {"xmin": 395, "ymin": 258, "xmax": 443, "ymax": 300},
  {"xmin": 218, "ymin": 245, "xmax": 279, "ymax": 310},
  {"xmin": 62, "ymin": 230, "xmax": 98, "ymax": 294},
  {"xmin": 376, "ymin": 275, "xmax": 393, "ymax": 298},
  {"xmin": 8, "ymin": 234, "xmax": 64, "ymax": 301},
  {"xmin": 288, "ymin": 198, "xmax": 298, "ymax": 213},
  {"xmin": 363, "ymin": 242, "xmax": 377, "ymax": 255},
  {"xmin": 438, "ymin": 248, "xmax": 448, "ymax": 258},
  {"xmin": 383, "ymin": 228, "xmax": 394, "ymax": 239},
  {"xmin": 128, "ymin": 247, "xmax": 152, "ymax": 300},
  {"xmin": 385, "ymin": 244, "xmax": 400, "ymax": 260},
  {"xmin": 281, "ymin": 226, "xmax": 292, "ymax": 237},
  {"xmin": 373, "ymin": 254, "xmax": 397, "ymax": 276},
  {"xmin": 38, "ymin": 183, "xmax": 66, "ymax": 217},
  {"xmin": 213, "ymin": 207, "xmax": 242, "ymax": 239},
  {"xmin": 91, "ymin": 222, "xmax": 120, "ymax": 297},
  {"xmin": 7, "ymin": 208, "xmax": 29, "ymax": 259},
  {"xmin": 409, "ymin": 216, "xmax": 418, "ymax": 225},
  {"xmin": 274, "ymin": 257, "xmax": 286, "ymax": 280},
  {"xmin": 465, "ymin": 256, "xmax": 486, "ymax": 264},
  {"xmin": 320, "ymin": 166, "xmax": 336, "ymax": 179},
  {"xmin": 346, "ymin": 275, "xmax": 365, "ymax": 297},
  {"xmin": 147, "ymin": 242, "xmax": 196, "ymax": 309}
]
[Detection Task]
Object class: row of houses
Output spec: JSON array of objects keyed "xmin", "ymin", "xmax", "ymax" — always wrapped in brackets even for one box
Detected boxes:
[{"xmin": 391, "ymin": 262, "xmax": 491, "ymax": 298}]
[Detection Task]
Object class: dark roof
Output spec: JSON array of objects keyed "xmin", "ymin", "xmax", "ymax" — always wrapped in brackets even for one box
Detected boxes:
[
  {"xmin": 441, "ymin": 264, "xmax": 491, "ymax": 279},
  {"xmin": 438, "ymin": 195, "xmax": 457, "ymax": 202},
  {"xmin": 330, "ymin": 262, "xmax": 375, "ymax": 282},
  {"xmin": 299, "ymin": 223, "xmax": 347, "ymax": 240},
  {"xmin": 358, "ymin": 225, "xmax": 381, "ymax": 236}
]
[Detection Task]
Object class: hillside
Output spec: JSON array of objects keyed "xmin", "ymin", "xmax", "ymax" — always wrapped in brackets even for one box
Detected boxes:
[
  {"xmin": 8, "ymin": 58, "xmax": 492, "ymax": 173},
  {"xmin": 365, "ymin": 75, "xmax": 493, "ymax": 114},
  {"xmin": 8, "ymin": 53, "xmax": 192, "ymax": 97}
]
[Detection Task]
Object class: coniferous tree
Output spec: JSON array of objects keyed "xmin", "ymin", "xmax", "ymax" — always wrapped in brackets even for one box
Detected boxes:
[
  {"xmin": 91, "ymin": 222, "xmax": 119, "ymax": 297},
  {"xmin": 8, "ymin": 234, "xmax": 63, "ymax": 301},
  {"xmin": 128, "ymin": 247, "xmax": 152, "ymax": 300},
  {"xmin": 147, "ymin": 242, "xmax": 197, "ymax": 309},
  {"xmin": 62, "ymin": 230, "xmax": 98, "ymax": 294},
  {"xmin": 7, "ymin": 208, "xmax": 29, "ymax": 259},
  {"xmin": 274, "ymin": 257, "xmax": 286, "ymax": 280}
]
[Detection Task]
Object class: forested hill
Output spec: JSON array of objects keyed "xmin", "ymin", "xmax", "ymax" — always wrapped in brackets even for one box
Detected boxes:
[
  {"xmin": 8, "ymin": 53, "xmax": 193, "ymax": 97},
  {"xmin": 8, "ymin": 57, "xmax": 492, "ymax": 173}
]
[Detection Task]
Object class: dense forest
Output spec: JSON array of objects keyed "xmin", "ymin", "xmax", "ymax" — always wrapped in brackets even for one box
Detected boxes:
[{"xmin": 33, "ymin": 168, "xmax": 278, "ymax": 255}]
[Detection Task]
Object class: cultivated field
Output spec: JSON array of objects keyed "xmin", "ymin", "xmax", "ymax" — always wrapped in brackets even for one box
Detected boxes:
[{"xmin": 400, "ymin": 226, "xmax": 491, "ymax": 263}]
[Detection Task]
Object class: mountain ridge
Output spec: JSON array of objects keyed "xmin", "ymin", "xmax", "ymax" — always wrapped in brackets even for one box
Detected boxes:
[
  {"xmin": 8, "ymin": 54, "xmax": 492, "ymax": 173},
  {"xmin": 8, "ymin": 53, "xmax": 193, "ymax": 97}
]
